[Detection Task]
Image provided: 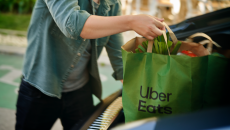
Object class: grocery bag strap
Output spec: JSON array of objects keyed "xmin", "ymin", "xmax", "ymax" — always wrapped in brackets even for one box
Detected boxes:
[
  {"xmin": 186, "ymin": 33, "xmax": 221, "ymax": 53},
  {"xmin": 162, "ymin": 31, "xmax": 171, "ymax": 56},
  {"xmin": 147, "ymin": 40, "xmax": 154, "ymax": 53},
  {"xmin": 162, "ymin": 22, "xmax": 178, "ymax": 45}
]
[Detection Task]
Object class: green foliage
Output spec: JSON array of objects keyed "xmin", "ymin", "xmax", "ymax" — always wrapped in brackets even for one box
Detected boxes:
[
  {"xmin": 135, "ymin": 32, "xmax": 181, "ymax": 55},
  {"xmin": 138, "ymin": 45, "xmax": 146, "ymax": 52},
  {"xmin": 0, "ymin": 13, "xmax": 31, "ymax": 31},
  {"xmin": 170, "ymin": 41, "xmax": 182, "ymax": 55},
  {"xmin": 0, "ymin": 0, "xmax": 36, "ymax": 14},
  {"xmin": 135, "ymin": 48, "xmax": 141, "ymax": 53}
]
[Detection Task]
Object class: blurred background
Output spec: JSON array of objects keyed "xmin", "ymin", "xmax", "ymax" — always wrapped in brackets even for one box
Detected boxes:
[{"xmin": 0, "ymin": 0, "xmax": 230, "ymax": 130}]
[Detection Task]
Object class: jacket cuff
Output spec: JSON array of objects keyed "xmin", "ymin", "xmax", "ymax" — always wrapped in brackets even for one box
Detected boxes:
[
  {"xmin": 112, "ymin": 67, "xmax": 123, "ymax": 80},
  {"xmin": 66, "ymin": 10, "xmax": 91, "ymax": 40}
]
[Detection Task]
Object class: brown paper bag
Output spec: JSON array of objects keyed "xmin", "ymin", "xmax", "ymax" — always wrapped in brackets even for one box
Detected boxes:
[{"xmin": 122, "ymin": 22, "xmax": 221, "ymax": 57}]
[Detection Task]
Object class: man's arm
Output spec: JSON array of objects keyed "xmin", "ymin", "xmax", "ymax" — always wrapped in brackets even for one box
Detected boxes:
[
  {"xmin": 44, "ymin": 0, "xmax": 165, "ymax": 41},
  {"xmin": 80, "ymin": 15, "xmax": 165, "ymax": 40},
  {"xmin": 105, "ymin": 33, "xmax": 124, "ymax": 81},
  {"xmin": 43, "ymin": 0, "xmax": 91, "ymax": 40}
]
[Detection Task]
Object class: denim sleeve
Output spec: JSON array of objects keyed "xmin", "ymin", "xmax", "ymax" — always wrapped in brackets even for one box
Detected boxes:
[
  {"xmin": 105, "ymin": 1, "xmax": 124, "ymax": 80},
  {"xmin": 106, "ymin": 33, "xmax": 124, "ymax": 80},
  {"xmin": 43, "ymin": 0, "xmax": 91, "ymax": 40}
]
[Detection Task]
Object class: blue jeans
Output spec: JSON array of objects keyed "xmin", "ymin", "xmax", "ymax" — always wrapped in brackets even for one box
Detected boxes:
[{"xmin": 16, "ymin": 79, "xmax": 94, "ymax": 130}]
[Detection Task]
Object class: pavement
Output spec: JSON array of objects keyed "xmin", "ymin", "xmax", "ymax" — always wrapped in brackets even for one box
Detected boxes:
[{"xmin": 0, "ymin": 30, "xmax": 136, "ymax": 130}]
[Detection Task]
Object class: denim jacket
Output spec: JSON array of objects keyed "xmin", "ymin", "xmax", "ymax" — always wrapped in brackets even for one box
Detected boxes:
[{"xmin": 22, "ymin": 0, "xmax": 124, "ymax": 100}]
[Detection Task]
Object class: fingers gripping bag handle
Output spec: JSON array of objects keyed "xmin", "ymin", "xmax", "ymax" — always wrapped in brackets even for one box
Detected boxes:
[{"xmin": 147, "ymin": 22, "xmax": 178, "ymax": 56}]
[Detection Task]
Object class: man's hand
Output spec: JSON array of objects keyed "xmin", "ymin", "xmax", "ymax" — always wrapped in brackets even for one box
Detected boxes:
[
  {"xmin": 130, "ymin": 15, "xmax": 166, "ymax": 40},
  {"xmin": 81, "ymin": 15, "xmax": 166, "ymax": 40}
]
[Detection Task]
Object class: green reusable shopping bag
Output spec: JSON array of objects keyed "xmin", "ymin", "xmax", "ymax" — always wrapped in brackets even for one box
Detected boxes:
[{"xmin": 121, "ymin": 32, "xmax": 230, "ymax": 123}]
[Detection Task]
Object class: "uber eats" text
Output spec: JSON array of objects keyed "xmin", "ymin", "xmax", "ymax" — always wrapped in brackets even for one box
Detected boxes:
[{"xmin": 138, "ymin": 86, "xmax": 172, "ymax": 114}]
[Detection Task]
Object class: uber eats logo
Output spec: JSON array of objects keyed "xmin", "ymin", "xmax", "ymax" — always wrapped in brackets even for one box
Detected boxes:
[{"xmin": 138, "ymin": 86, "xmax": 172, "ymax": 114}]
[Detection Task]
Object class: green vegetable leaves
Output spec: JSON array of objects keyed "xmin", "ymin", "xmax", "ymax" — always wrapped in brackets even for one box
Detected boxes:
[
  {"xmin": 138, "ymin": 45, "xmax": 146, "ymax": 52},
  {"xmin": 134, "ymin": 32, "xmax": 181, "ymax": 55},
  {"xmin": 171, "ymin": 41, "xmax": 182, "ymax": 55},
  {"xmin": 135, "ymin": 48, "xmax": 141, "ymax": 53}
]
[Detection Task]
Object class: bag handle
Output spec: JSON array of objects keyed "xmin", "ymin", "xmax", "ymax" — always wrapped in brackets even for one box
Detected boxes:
[
  {"xmin": 161, "ymin": 23, "xmax": 222, "ymax": 53},
  {"xmin": 162, "ymin": 31, "xmax": 171, "ymax": 56},
  {"xmin": 186, "ymin": 33, "xmax": 221, "ymax": 53},
  {"xmin": 162, "ymin": 22, "xmax": 178, "ymax": 46},
  {"xmin": 147, "ymin": 40, "xmax": 154, "ymax": 53},
  {"xmin": 147, "ymin": 23, "xmax": 221, "ymax": 55},
  {"xmin": 147, "ymin": 22, "xmax": 175, "ymax": 56}
]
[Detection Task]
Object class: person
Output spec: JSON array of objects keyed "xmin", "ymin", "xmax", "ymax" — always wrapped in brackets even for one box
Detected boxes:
[{"xmin": 15, "ymin": 0, "xmax": 165, "ymax": 130}]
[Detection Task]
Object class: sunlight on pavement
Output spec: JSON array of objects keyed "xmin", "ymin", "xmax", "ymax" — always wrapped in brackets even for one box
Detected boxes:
[{"xmin": 0, "ymin": 65, "xmax": 21, "ymax": 87}]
